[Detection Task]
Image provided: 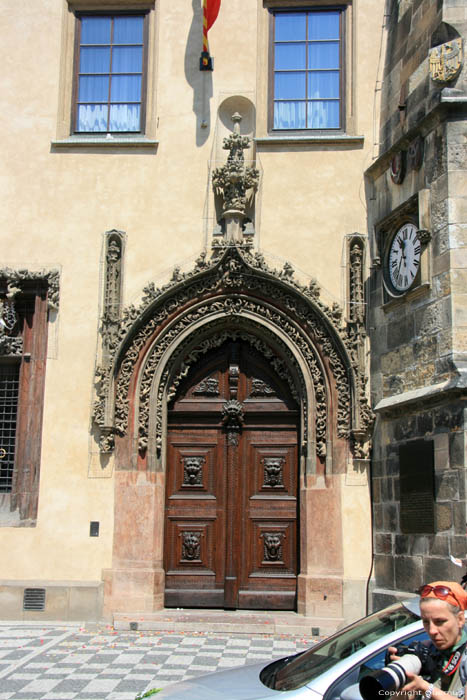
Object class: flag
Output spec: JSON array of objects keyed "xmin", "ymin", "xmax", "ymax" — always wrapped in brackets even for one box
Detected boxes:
[
  {"xmin": 206, "ymin": 0, "xmax": 221, "ymax": 31},
  {"xmin": 200, "ymin": 0, "xmax": 221, "ymax": 70}
]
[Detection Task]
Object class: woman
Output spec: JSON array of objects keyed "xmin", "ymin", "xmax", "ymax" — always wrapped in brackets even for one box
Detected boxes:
[{"xmin": 389, "ymin": 581, "xmax": 467, "ymax": 699}]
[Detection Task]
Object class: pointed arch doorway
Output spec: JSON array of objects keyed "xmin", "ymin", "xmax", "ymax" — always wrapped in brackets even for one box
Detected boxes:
[{"xmin": 164, "ymin": 340, "xmax": 299, "ymax": 610}]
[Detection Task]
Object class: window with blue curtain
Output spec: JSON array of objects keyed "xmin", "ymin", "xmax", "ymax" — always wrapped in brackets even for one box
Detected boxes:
[
  {"xmin": 273, "ymin": 9, "xmax": 342, "ymax": 130},
  {"xmin": 75, "ymin": 14, "xmax": 146, "ymax": 133}
]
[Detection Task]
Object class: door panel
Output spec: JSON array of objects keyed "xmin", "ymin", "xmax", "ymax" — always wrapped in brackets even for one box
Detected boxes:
[
  {"xmin": 239, "ymin": 429, "xmax": 298, "ymax": 610},
  {"xmin": 164, "ymin": 429, "xmax": 226, "ymax": 607},
  {"xmin": 164, "ymin": 342, "xmax": 299, "ymax": 610}
]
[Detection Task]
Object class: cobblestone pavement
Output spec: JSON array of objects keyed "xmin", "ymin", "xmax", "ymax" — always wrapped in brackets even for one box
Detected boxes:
[{"xmin": 0, "ymin": 623, "xmax": 318, "ymax": 700}]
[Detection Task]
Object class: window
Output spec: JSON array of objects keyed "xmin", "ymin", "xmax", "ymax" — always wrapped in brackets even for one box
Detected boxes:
[
  {"xmin": 0, "ymin": 276, "xmax": 54, "ymax": 526},
  {"xmin": 0, "ymin": 363, "xmax": 20, "ymax": 492},
  {"xmin": 73, "ymin": 14, "xmax": 148, "ymax": 133},
  {"xmin": 271, "ymin": 9, "xmax": 343, "ymax": 130}
]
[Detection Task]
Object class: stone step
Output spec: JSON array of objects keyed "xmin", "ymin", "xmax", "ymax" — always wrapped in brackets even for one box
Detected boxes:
[{"xmin": 113, "ymin": 609, "xmax": 343, "ymax": 638}]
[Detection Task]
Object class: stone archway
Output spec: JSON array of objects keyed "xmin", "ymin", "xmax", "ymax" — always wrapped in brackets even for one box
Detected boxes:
[{"xmin": 97, "ymin": 244, "xmax": 373, "ymax": 621}]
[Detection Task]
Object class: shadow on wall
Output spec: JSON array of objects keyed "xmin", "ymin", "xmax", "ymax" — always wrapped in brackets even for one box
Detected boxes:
[{"xmin": 185, "ymin": 0, "xmax": 213, "ymax": 147}]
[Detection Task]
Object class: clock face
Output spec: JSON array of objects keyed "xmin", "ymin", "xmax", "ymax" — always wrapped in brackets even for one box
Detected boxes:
[{"xmin": 387, "ymin": 223, "xmax": 421, "ymax": 293}]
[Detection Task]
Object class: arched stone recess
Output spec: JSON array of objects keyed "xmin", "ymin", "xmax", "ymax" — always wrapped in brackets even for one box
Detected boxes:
[{"xmin": 97, "ymin": 245, "xmax": 373, "ymax": 618}]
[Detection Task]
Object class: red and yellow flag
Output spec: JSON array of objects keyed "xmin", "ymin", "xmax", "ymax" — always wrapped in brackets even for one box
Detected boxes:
[
  {"xmin": 205, "ymin": 0, "xmax": 221, "ymax": 32},
  {"xmin": 201, "ymin": 0, "xmax": 221, "ymax": 70}
]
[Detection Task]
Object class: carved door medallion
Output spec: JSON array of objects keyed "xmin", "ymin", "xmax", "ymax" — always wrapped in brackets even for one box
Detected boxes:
[{"xmin": 164, "ymin": 341, "xmax": 299, "ymax": 610}]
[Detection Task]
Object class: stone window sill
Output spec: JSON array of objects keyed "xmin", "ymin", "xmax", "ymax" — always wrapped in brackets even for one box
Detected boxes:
[
  {"xmin": 51, "ymin": 136, "xmax": 158, "ymax": 149},
  {"xmin": 255, "ymin": 134, "xmax": 364, "ymax": 146}
]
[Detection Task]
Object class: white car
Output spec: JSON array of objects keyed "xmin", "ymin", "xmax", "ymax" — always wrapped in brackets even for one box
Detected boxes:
[{"xmin": 141, "ymin": 598, "xmax": 434, "ymax": 699}]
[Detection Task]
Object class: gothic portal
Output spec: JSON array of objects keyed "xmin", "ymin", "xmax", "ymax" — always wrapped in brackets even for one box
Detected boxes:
[{"xmin": 97, "ymin": 244, "xmax": 373, "ymax": 622}]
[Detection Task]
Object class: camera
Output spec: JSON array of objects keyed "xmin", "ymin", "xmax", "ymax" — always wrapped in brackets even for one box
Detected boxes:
[{"xmin": 359, "ymin": 642, "xmax": 438, "ymax": 700}]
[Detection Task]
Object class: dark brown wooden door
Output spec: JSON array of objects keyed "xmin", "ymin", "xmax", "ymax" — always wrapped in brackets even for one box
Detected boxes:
[{"xmin": 164, "ymin": 342, "xmax": 298, "ymax": 610}]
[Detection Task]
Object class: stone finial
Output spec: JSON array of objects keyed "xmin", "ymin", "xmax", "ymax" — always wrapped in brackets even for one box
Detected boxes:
[{"xmin": 212, "ymin": 113, "xmax": 259, "ymax": 244}]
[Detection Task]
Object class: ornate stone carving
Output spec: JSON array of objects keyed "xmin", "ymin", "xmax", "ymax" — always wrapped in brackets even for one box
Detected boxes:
[
  {"xmin": 222, "ymin": 399, "xmax": 244, "ymax": 446},
  {"xmin": 0, "ymin": 269, "xmax": 60, "ymax": 358},
  {"xmin": 249, "ymin": 378, "xmax": 275, "ymax": 397},
  {"xmin": 262, "ymin": 532, "xmax": 284, "ymax": 562},
  {"xmin": 407, "ymin": 136, "xmax": 424, "ymax": 171},
  {"xmin": 429, "ymin": 39, "xmax": 463, "ymax": 83},
  {"xmin": 182, "ymin": 456, "xmax": 205, "ymax": 486},
  {"xmin": 417, "ymin": 229, "xmax": 431, "ymax": 245},
  {"xmin": 0, "ymin": 268, "xmax": 60, "ymax": 312},
  {"xmin": 92, "ymin": 245, "xmax": 371, "ymax": 459},
  {"xmin": 101, "ymin": 231, "xmax": 124, "ymax": 361},
  {"xmin": 349, "ymin": 240, "xmax": 365, "ymax": 326},
  {"xmin": 0, "ymin": 298, "xmax": 22, "ymax": 356},
  {"xmin": 212, "ymin": 113, "xmax": 259, "ymax": 244},
  {"xmin": 193, "ymin": 377, "xmax": 220, "ymax": 396},
  {"xmin": 263, "ymin": 457, "xmax": 284, "ymax": 487},
  {"xmin": 181, "ymin": 531, "xmax": 201, "ymax": 561}
]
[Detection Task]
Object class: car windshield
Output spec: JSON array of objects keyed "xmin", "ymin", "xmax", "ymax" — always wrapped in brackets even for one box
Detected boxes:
[{"xmin": 260, "ymin": 602, "xmax": 420, "ymax": 691}]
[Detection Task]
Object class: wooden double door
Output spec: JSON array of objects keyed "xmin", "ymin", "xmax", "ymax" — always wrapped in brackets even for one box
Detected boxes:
[{"xmin": 164, "ymin": 342, "xmax": 299, "ymax": 610}]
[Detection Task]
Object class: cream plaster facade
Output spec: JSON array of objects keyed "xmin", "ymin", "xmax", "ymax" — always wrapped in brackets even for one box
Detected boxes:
[{"xmin": 0, "ymin": 0, "xmax": 384, "ymax": 624}]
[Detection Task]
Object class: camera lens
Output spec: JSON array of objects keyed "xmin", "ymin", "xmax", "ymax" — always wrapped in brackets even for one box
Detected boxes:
[{"xmin": 359, "ymin": 654, "xmax": 421, "ymax": 700}]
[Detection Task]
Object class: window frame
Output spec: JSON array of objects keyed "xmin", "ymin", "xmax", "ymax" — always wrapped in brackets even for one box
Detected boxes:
[
  {"xmin": 0, "ymin": 280, "xmax": 51, "ymax": 526},
  {"xmin": 268, "ymin": 5, "xmax": 346, "ymax": 134},
  {"xmin": 71, "ymin": 10, "xmax": 150, "ymax": 135}
]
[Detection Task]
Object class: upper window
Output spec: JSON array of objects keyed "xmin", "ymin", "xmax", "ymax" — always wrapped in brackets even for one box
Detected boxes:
[
  {"xmin": 73, "ymin": 14, "xmax": 147, "ymax": 133},
  {"xmin": 271, "ymin": 9, "xmax": 343, "ymax": 131}
]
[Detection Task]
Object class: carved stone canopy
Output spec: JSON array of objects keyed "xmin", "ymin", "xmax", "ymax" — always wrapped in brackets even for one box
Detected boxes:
[{"xmin": 93, "ymin": 244, "xmax": 372, "ymax": 462}]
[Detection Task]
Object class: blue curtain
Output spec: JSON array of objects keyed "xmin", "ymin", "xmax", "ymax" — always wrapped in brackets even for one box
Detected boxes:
[{"xmin": 307, "ymin": 101, "xmax": 339, "ymax": 128}]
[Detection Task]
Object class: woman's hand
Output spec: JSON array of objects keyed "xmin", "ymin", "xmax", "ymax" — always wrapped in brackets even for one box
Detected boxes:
[
  {"xmin": 388, "ymin": 646, "xmax": 401, "ymax": 661},
  {"xmin": 402, "ymin": 671, "xmax": 429, "ymax": 694}
]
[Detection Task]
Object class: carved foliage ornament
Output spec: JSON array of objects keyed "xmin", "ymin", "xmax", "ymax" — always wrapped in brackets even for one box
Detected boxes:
[
  {"xmin": 0, "ymin": 268, "xmax": 60, "ymax": 312},
  {"xmin": 0, "ymin": 269, "xmax": 60, "ymax": 358},
  {"xmin": 193, "ymin": 377, "xmax": 220, "ymax": 396},
  {"xmin": 93, "ymin": 246, "xmax": 371, "ymax": 455}
]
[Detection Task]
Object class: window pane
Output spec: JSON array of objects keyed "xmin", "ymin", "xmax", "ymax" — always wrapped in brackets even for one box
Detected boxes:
[
  {"xmin": 275, "ymin": 13, "xmax": 306, "ymax": 42},
  {"xmin": 77, "ymin": 104, "xmax": 108, "ymax": 131},
  {"xmin": 275, "ymin": 43, "xmax": 306, "ymax": 70},
  {"xmin": 308, "ymin": 71, "xmax": 340, "ymax": 99},
  {"xmin": 113, "ymin": 15, "xmax": 144, "ymax": 44},
  {"xmin": 81, "ymin": 17, "xmax": 111, "ymax": 44},
  {"xmin": 274, "ymin": 101, "xmax": 306, "ymax": 129},
  {"xmin": 307, "ymin": 100, "xmax": 340, "ymax": 128},
  {"xmin": 308, "ymin": 11, "xmax": 340, "ymax": 40},
  {"xmin": 111, "ymin": 75, "xmax": 142, "ymax": 102},
  {"xmin": 109, "ymin": 103, "xmax": 141, "ymax": 131},
  {"xmin": 309, "ymin": 42, "xmax": 340, "ymax": 70},
  {"xmin": 275, "ymin": 72, "xmax": 306, "ymax": 99},
  {"xmin": 80, "ymin": 46, "xmax": 111, "ymax": 74},
  {"xmin": 78, "ymin": 75, "xmax": 109, "ymax": 102},
  {"xmin": 112, "ymin": 46, "xmax": 143, "ymax": 73}
]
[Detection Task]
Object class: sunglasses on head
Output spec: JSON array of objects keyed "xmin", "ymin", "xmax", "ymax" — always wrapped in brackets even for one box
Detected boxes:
[{"xmin": 419, "ymin": 584, "xmax": 463, "ymax": 608}]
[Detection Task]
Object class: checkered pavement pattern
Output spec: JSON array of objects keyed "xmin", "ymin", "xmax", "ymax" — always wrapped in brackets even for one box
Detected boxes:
[{"xmin": 0, "ymin": 624, "xmax": 316, "ymax": 700}]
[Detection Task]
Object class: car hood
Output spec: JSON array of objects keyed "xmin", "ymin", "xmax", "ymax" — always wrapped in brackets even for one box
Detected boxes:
[{"xmin": 156, "ymin": 660, "xmax": 292, "ymax": 699}]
